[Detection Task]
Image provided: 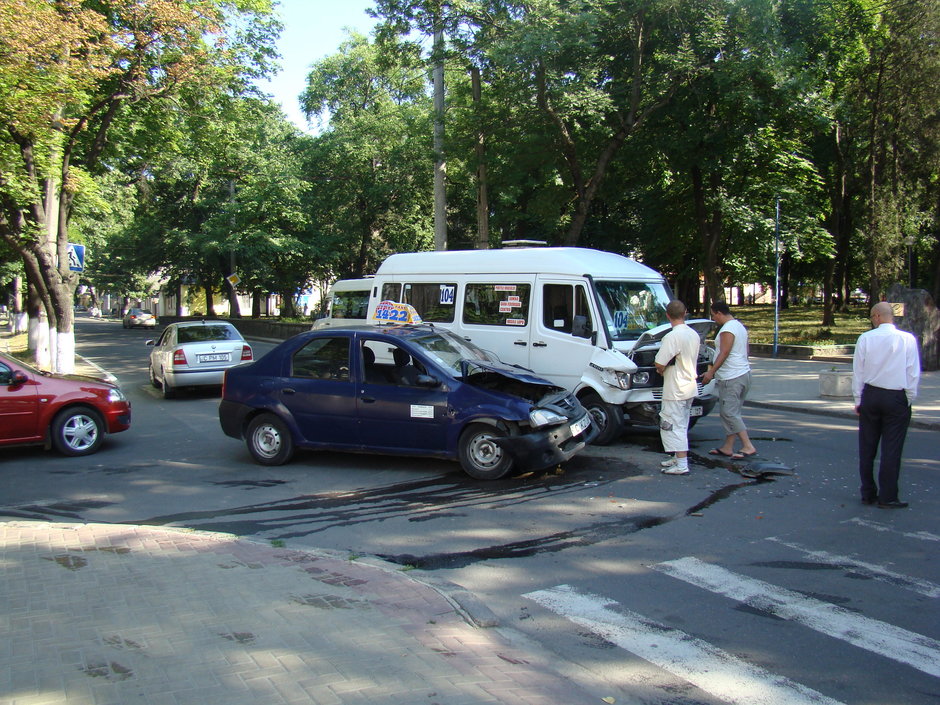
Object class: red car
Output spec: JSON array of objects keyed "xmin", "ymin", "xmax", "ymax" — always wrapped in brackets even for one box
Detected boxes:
[{"xmin": 0, "ymin": 351, "xmax": 131, "ymax": 456}]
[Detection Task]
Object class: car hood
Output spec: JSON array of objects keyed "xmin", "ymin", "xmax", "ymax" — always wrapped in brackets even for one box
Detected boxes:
[
  {"xmin": 628, "ymin": 318, "xmax": 715, "ymax": 355},
  {"xmin": 40, "ymin": 371, "xmax": 118, "ymax": 389},
  {"xmin": 461, "ymin": 359, "xmax": 562, "ymax": 390}
]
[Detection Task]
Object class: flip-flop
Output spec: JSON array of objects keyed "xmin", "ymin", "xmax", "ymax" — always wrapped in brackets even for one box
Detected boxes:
[
  {"xmin": 708, "ymin": 448, "xmax": 735, "ymax": 457},
  {"xmin": 738, "ymin": 450, "xmax": 758, "ymax": 458}
]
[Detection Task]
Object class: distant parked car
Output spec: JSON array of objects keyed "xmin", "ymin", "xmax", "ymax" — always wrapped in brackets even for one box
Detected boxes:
[
  {"xmin": 218, "ymin": 324, "xmax": 595, "ymax": 479},
  {"xmin": 0, "ymin": 351, "xmax": 131, "ymax": 456},
  {"xmin": 147, "ymin": 320, "xmax": 252, "ymax": 399},
  {"xmin": 123, "ymin": 308, "xmax": 156, "ymax": 328}
]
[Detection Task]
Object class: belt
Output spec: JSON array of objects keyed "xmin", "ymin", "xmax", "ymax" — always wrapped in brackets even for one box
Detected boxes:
[{"xmin": 863, "ymin": 383, "xmax": 903, "ymax": 393}]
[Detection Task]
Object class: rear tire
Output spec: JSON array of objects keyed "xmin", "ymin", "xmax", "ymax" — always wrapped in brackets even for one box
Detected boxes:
[
  {"xmin": 580, "ymin": 391, "xmax": 624, "ymax": 445},
  {"xmin": 246, "ymin": 413, "xmax": 294, "ymax": 466},
  {"xmin": 160, "ymin": 370, "xmax": 176, "ymax": 399},
  {"xmin": 458, "ymin": 423, "xmax": 514, "ymax": 480},
  {"xmin": 51, "ymin": 407, "xmax": 104, "ymax": 456}
]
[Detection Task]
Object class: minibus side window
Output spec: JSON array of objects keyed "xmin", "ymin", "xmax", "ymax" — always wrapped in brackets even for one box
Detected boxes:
[
  {"xmin": 332, "ymin": 290, "xmax": 370, "ymax": 319},
  {"xmin": 463, "ymin": 283, "xmax": 530, "ymax": 326},
  {"xmin": 402, "ymin": 283, "xmax": 456, "ymax": 322},
  {"xmin": 381, "ymin": 283, "xmax": 402, "ymax": 302},
  {"xmin": 542, "ymin": 284, "xmax": 593, "ymax": 337}
]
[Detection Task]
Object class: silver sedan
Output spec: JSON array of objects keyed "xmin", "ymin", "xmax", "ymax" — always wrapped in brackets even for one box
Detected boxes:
[{"xmin": 147, "ymin": 321, "xmax": 252, "ymax": 398}]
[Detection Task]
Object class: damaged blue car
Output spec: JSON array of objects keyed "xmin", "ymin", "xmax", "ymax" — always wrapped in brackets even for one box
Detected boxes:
[{"xmin": 219, "ymin": 324, "xmax": 595, "ymax": 479}]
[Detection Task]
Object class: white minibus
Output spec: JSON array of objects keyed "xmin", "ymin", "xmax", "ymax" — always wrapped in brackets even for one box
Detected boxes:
[{"xmin": 366, "ymin": 247, "xmax": 716, "ymax": 444}]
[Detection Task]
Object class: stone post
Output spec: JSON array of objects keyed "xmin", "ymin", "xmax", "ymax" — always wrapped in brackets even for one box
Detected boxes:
[{"xmin": 886, "ymin": 284, "xmax": 940, "ymax": 371}]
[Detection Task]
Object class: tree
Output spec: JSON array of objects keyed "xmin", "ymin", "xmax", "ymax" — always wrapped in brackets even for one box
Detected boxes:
[
  {"xmin": 300, "ymin": 33, "xmax": 434, "ymax": 276},
  {"xmin": 0, "ymin": 0, "xmax": 277, "ymax": 371}
]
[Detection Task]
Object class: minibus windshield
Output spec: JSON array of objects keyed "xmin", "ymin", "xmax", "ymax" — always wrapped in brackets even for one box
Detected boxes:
[{"xmin": 595, "ymin": 280, "xmax": 671, "ymax": 341}]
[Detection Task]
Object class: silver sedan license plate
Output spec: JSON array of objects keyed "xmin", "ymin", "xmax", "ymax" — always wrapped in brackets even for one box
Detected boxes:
[{"xmin": 199, "ymin": 353, "xmax": 230, "ymax": 363}]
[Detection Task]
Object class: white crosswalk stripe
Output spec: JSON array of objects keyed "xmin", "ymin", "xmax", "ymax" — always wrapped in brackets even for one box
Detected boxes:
[
  {"xmin": 653, "ymin": 557, "xmax": 940, "ymax": 678},
  {"xmin": 844, "ymin": 517, "xmax": 940, "ymax": 542},
  {"xmin": 524, "ymin": 584, "xmax": 846, "ymax": 705},
  {"xmin": 766, "ymin": 536, "xmax": 940, "ymax": 597}
]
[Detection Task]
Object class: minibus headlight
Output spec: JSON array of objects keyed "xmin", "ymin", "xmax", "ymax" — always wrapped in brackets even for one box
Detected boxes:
[
  {"xmin": 632, "ymin": 371, "xmax": 650, "ymax": 386},
  {"xmin": 601, "ymin": 368, "xmax": 631, "ymax": 390},
  {"xmin": 529, "ymin": 408, "xmax": 567, "ymax": 427}
]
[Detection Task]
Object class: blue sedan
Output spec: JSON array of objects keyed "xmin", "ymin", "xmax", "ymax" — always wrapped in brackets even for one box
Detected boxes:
[{"xmin": 219, "ymin": 324, "xmax": 595, "ymax": 479}]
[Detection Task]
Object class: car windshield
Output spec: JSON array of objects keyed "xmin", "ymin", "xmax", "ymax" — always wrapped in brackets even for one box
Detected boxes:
[
  {"xmin": 408, "ymin": 330, "xmax": 492, "ymax": 373},
  {"xmin": 595, "ymin": 280, "xmax": 671, "ymax": 341},
  {"xmin": 177, "ymin": 325, "xmax": 240, "ymax": 344}
]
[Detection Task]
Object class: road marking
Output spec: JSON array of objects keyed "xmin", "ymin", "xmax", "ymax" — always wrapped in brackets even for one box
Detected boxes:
[
  {"xmin": 845, "ymin": 517, "xmax": 940, "ymax": 542},
  {"xmin": 654, "ymin": 557, "xmax": 940, "ymax": 678},
  {"xmin": 767, "ymin": 537, "xmax": 940, "ymax": 598},
  {"xmin": 523, "ymin": 585, "xmax": 845, "ymax": 705}
]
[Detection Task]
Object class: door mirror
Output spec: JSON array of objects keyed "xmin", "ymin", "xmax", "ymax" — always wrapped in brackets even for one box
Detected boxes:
[
  {"xmin": 10, "ymin": 370, "xmax": 28, "ymax": 386},
  {"xmin": 572, "ymin": 314, "xmax": 592, "ymax": 339},
  {"xmin": 415, "ymin": 374, "xmax": 440, "ymax": 388}
]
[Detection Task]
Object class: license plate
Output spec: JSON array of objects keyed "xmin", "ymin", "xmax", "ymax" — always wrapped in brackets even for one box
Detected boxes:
[
  {"xmin": 570, "ymin": 415, "xmax": 591, "ymax": 436},
  {"xmin": 690, "ymin": 406, "xmax": 703, "ymax": 417},
  {"xmin": 199, "ymin": 353, "xmax": 230, "ymax": 363}
]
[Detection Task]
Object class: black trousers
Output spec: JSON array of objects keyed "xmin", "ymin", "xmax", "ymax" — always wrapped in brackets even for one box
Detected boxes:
[{"xmin": 858, "ymin": 385, "xmax": 912, "ymax": 503}]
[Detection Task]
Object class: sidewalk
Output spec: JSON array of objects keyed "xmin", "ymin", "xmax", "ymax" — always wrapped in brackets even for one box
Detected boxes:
[
  {"xmin": 0, "ymin": 523, "xmax": 597, "ymax": 705},
  {"xmin": 746, "ymin": 356, "xmax": 940, "ymax": 431}
]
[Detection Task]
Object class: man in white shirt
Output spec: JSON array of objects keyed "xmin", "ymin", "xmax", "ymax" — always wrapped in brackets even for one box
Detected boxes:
[
  {"xmin": 655, "ymin": 300, "xmax": 702, "ymax": 475},
  {"xmin": 701, "ymin": 301, "xmax": 757, "ymax": 459},
  {"xmin": 852, "ymin": 301, "xmax": 921, "ymax": 508}
]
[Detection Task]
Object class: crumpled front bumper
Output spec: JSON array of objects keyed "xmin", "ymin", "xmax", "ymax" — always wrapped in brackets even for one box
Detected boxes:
[{"xmin": 494, "ymin": 412, "xmax": 597, "ymax": 471}]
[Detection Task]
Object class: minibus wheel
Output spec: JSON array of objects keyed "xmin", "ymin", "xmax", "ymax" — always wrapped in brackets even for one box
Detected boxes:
[{"xmin": 580, "ymin": 392, "xmax": 623, "ymax": 445}]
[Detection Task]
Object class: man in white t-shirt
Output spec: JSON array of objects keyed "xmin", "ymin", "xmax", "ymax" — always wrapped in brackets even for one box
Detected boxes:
[
  {"xmin": 701, "ymin": 301, "xmax": 757, "ymax": 459},
  {"xmin": 654, "ymin": 300, "xmax": 702, "ymax": 475}
]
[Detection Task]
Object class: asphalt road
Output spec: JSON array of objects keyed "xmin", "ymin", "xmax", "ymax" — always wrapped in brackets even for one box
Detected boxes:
[{"xmin": 3, "ymin": 316, "xmax": 938, "ymax": 705}]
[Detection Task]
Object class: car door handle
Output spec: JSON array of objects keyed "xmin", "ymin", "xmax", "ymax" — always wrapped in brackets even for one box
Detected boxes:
[
  {"xmin": 283, "ymin": 388, "xmax": 296, "ymax": 395},
  {"xmin": 532, "ymin": 341, "xmax": 548, "ymax": 348},
  {"xmin": 361, "ymin": 395, "xmax": 376, "ymax": 403},
  {"xmin": 514, "ymin": 340, "xmax": 527, "ymax": 346}
]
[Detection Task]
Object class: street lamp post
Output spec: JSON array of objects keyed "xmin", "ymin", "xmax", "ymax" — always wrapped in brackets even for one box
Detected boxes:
[{"xmin": 773, "ymin": 197, "xmax": 780, "ymax": 358}]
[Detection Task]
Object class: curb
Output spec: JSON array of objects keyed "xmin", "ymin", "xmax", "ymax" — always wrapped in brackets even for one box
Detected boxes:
[{"xmin": 744, "ymin": 400, "xmax": 940, "ymax": 432}]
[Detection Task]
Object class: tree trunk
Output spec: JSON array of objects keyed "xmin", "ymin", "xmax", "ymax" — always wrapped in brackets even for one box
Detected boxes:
[
  {"xmin": 691, "ymin": 165, "xmax": 722, "ymax": 305},
  {"xmin": 226, "ymin": 279, "xmax": 241, "ymax": 318},
  {"xmin": 432, "ymin": 25, "xmax": 447, "ymax": 251},
  {"xmin": 204, "ymin": 284, "xmax": 214, "ymax": 317}
]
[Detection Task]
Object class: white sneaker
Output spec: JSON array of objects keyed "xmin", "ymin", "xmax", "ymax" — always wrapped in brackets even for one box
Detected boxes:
[
  {"xmin": 662, "ymin": 465, "xmax": 690, "ymax": 475},
  {"xmin": 661, "ymin": 456, "xmax": 679, "ymax": 468}
]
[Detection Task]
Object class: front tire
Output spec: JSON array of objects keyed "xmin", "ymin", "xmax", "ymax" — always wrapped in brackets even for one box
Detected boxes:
[
  {"xmin": 149, "ymin": 364, "xmax": 160, "ymax": 389},
  {"xmin": 458, "ymin": 423, "xmax": 514, "ymax": 480},
  {"xmin": 580, "ymin": 391, "xmax": 624, "ymax": 445},
  {"xmin": 246, "ymin": 414, "xmax": 294, "ymax": 466},
  {"xmin": 51, "ymin": 407, "xmax": 104, "ymax": 456}
]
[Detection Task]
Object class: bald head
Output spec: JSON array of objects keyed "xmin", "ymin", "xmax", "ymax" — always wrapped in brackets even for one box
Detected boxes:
[
  {"xmin": 666, "ymin": 300, "xmax": 687, "ymax": 322},
  {"xmin": 871, "ymin": 302, "xmax": 894, "ymax": 326}
]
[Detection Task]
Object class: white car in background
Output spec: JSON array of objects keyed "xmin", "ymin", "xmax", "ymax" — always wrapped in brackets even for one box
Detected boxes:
[{"xmin": 147, "ymin": 321, "xmax": 252, "ymax": 399}]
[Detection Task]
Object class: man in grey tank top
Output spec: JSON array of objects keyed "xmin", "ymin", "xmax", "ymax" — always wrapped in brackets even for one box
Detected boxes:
[{"xmin": 701, "ymin": 301, "xmax": 757, "ymax": 459}]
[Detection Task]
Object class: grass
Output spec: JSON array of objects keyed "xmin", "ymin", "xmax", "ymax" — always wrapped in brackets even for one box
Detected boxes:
[{"xmin": 730, "ymin": 304, "xmax": 870, "ymax": 346}]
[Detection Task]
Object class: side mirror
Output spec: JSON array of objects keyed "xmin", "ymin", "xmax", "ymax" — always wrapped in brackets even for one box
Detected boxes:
[
  {"xmin": 10, "ymin": 370, "xmax": 28, "ymax": 385},
  {"xmin": 145, "ymin": 339, "xmax": 155, "ymax": 346},
  {"xmin": 572, "ymin": 315, "xmax": 593, "ymax": 339},
  {"xmin": 416, "ymin": 374, "xmax": 440, "ymax": 388}
]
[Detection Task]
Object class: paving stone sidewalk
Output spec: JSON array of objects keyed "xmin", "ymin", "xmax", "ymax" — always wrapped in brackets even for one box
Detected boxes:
[{"xmin": 0, "ymin": 522, "xmax": 597, "ymax": 705}]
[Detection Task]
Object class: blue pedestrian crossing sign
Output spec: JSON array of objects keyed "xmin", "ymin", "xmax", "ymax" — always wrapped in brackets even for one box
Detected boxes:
[{"xmin": 67, "ymin": 243, "xmax": 85, "ymax": 272}]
